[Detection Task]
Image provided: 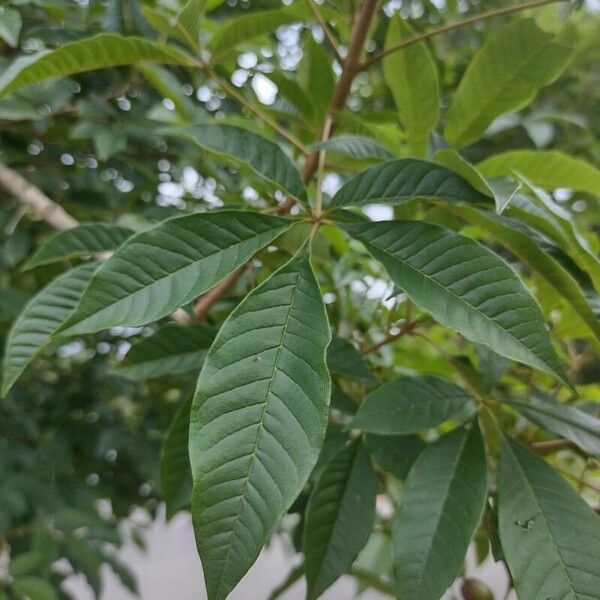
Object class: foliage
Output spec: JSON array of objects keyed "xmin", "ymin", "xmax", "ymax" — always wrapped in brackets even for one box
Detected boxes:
[{"xmin": 0, "ymin": 0, "xmax": 599, "ymax": 599}]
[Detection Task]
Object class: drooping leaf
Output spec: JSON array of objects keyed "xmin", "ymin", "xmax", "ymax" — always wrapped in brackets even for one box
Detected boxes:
[
  {"xmin": 364, "ymin": 433, "xmax": 424, "ymax": 480},
  {"xmin": 345, "ymin": 220, "xmax": 571, "ymax": 387},
  {"xmin": 383, "ymin": 15, "xmax": 439, "ymax": 156},
  {"xmin": 113, "ymin": 324, "xmax": 215, "ymax": 380},
  {"xmin": 164, "ymin": 124, "xmax": 307, "ymax": 201},
  {"xmin": 326, "ymin": 336, "xmax": 374, "ymax": 382},
  {"xmin": 392, "ymin": 423, "xmax": 487, "ymax": 600},
  {"xmin": 445, "ymin": 19, "xmax": 572, "ymax": 148},
  {"xmin": 0, "ymin": 34, "xmax": 198, "ymax": 99},
  {"xmin": 189, "ymin": 244, "xmax": 331, "ymax": 600},
  {"xmin": 478, "ymin": 149, "xmax": 600, "ymax": 195},
  {"xmin": 498, "ymin": 435, "xmax": 600, "ymax": 600},
  {"xmin": 60, "ymin": 211, "xmax": 293, "ymax": 335},
  {"xmin": 311, "ymin": 136, "xmax": 395, "ymax": 161},
  {"xmin": 329, "ymin": 159, "xmax": 489, "ymax": 209},
  {"xmin": 24, "ymin": 223, "xmax": 133, "ymax": 271},
  {"xmin": 445, "ymin": 204, "xmax": 600, "ymax": 348},
  {"xmin": 507, "ymin": 394, "xmax": 600, "ymax": 457},
  {"xmin": 2, "ymin": 263, "xmax": 96, "ymax": 396},
  {"xmin": 303, "ymin": 440, "xmax": 378, "ymax": 600},
  {"xmin": 353, "ymin": 375, "xmax": 474, "ymax": 435},
  {"xmin": 160, "ymin": 399, "xmax": 193, "ymax": 519},
  {"xmin": 0, "ymin": 8, "xmax": 22, "ymax": 48}
]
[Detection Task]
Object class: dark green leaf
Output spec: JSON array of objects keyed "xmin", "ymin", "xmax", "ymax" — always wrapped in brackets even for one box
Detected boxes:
[
  {"xmin": 326, "ymin": 336, "xmax": 373, "ymax": 382},
  {"xmin": 364, "ymin": 433, "xmax": 425, "ymax": 480},
  {"xmin": 311, "ymin": 136, "xmax": 395, "ymax": 161}
]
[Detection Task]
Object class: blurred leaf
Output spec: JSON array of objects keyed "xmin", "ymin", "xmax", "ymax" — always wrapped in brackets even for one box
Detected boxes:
[
  {"xmin": 11, "ymin": 577, "xmax": 58, "ymax": 600},
  {"xmin": 326, "ymin": 336, "xmax": 373, "ymax": 382},
  {"xmin": 0, "ymin": 7, "xmax": 22, "ymax": 48}
]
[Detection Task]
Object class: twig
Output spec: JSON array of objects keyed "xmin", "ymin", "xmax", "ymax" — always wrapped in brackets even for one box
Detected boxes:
[
  {"xmin": 531, "ymin": 438, "xmax": 576, "ymax": 454},
  {"xmin": 313, "ymin": 114, "xmax": 333, "ymax": 218},
  {"xmin": 306, "ymin": 0, "xmax": 343, "ymax": 63},
  {"xmin": 359, "ymin": 0, "xmax": 568, "ymax": 71}
]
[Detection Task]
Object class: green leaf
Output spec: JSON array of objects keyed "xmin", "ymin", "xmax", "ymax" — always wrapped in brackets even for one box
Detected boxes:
[
  {"xmin": 11, "ymin": 576, "xmax": 59, "ymax": 600},
  {"xmin": 138, "ymin": 64, "xmax": 194, "ymax": 120},
  {"xmin": 24, "ymin": 223, "xmax": 133, "ymax": 271},
  {"xmin": 392, "ymin": 423, "xmax": 487, "ymax": 600},
  {"xmin": 326, "ymin": 336, "xmax": 373, "ymax": 382},
  {"xmin": 160, "ymin": 398, "xmax": 193, "ymax": 519},
  {"xmin": 498, "ymin": 435, "xmax": 600, "ymax": 600},
  {"xmin": 0, "ymin": 34, "xmax": 198, "ymax": 99},
  {"xmin": 9, "ymin": 551, "xmax": 46, "ymax": 578},
  {"xmin": 507, "ymin": 394, "xmax": 600, "ymax": 458},
  {"xmin": 114, "ymin": 323, "xmax": 215, "ymax": 380},
  {"xmin": 353, "ymin": 375, "xmax": 474, "ymax": 434},
  {"xmin": 164, "ymin": 124, "xmax": 307, "ymax": 201},
  {"xmin": 299, "ymin": 35, "xmax": 334, "ymax": 123},
  {"xmin": 189, "ymin": 244, "xmax": 331, "ymax": 600},
  {"xmin": 383, "ymin": 15, "xmax": 439, "ymax": 156},
  {"xmin": 434, "ymin": 149, "xmax": 519, "ymax": 214},
  {"xmin": 345, "ymin": 220, "xmax": 571, "ymax": 387},
  {"xmin": 60, "ymin": 211, "xmax": 292, "ymax": 335},
  {"xmin": 445, "ymin": 19, "xmax": 572, "ymax": 148},
  {"xmin": 364, "ymin": 433, "xmax": 424, "ymax": 480},
  {"xmin": 266, "ymin": 72, "xmax": 314, "ymax": 120},
  {"xmin": 310, "ymin": 136, "xmax": 395, "ymax": 161},
  {"xmin": 175, "ymin": 0, "xmax": 204, "ymax": 52},
  {"xmin": 2, "ymin": 263, "xmax": 96, "ymax": 396},
  {"xmin": 209, "ymin": 8, "xmax": 299, "ymax": 58},
  {"xmin": 303, "ymin": 440, "xmax": 378, "ymax": 600},
  {"xmin": 0, "ymin": 7, "xmax": 22, "ymax": 48},
  {"xmin": 445, "ymin": 205, "xmax": 600, "ymax": 348},
  {"xmin": 478, "ymin": 150, "xmax": 600, "ymax": 195},
  {"xmin": 329, "ymin": 159, "xmax": 489, "ymax": 209}
]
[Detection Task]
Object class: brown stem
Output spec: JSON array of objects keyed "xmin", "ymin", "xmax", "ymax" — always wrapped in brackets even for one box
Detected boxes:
[
  {"xmin": 360, "ymin": 0, "xmax": 568, "ymax": 71},
  {"xmin": 531, "ymin": 438, "xmax": 576, "ymax": 454}
]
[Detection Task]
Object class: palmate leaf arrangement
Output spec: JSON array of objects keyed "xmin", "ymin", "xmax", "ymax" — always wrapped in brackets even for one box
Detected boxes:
[{"xmin": 2, "ymin": 0, "xmax": 600, "ymax": 599}]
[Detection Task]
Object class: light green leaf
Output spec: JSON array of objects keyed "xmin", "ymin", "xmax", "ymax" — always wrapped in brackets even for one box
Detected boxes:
[
  {"xmin": 392, "ymin": 423, "xmax": 487, "ymax": 600},
  {"xmin": 344, "ymin": 220, "xmax": 571, "ymax": 387},
  {"xmin": 434, "ymin": 149, "xmax": 519, "ymax": 214},
  {"xmin": 209, "ymin": 8, "xmax": 299, "ymax": 58},
  {"xmin": 299, "ymin": 35, "xmax": 334, "ymax": 123},
  {"xmin": 176, "ymin": 0, "xmax": 204, "ymax": 52},
  {"xmin": 383, "ymin": 15, "xmax": 439, "ymax": 156},
  {"xmin": 164, "ymin": 124, "xmax": 307, "ymax": 201},
  {"xmin": 498, "ymin": 435, "xmax": 600, "ymax": 600},
  {"xmin": 445, "ymin": 205, "xmax": 600, "ymax": 348},
  {"xmin": 9, "ymin": 552, "xmax": 46, "ymax": 578},
  {"xmin": 12, "ymin": 577, "xmax": 58, "ymax": 600},
  {"xmin": 138, "ymin": 64, "xmax": 194, "ymax": 119},
  {"xmin": 0, "ymin": 8, "xmax": 22, "ymax": 48},
  {"xmin": 327, "ymin": 336, "xmax": 374, "ymax": 382},
  {"xmin": 478, "ymin": 150, "xmax": 600, "ymax": 195},
  {"xmin": 310, "ymin": 136, "xmax": 395, "ymax": 161},
  {"xmin": 304, "ymin": 440, "xmax": 378, "ymax": 600},
  {"xmin": 189, "ymin": 244, "xmax": 331, "ymax": 600},
  {"xmin": 160, "ymin": 399, "xmax": 193, "ymax": 519},
  {"xmin": 2, "ymin": 263, "xmax": 96, "ymax": 397},
  {"xmin": 364, "ymin": 433, "xmax": 424, "ymax": 480},
  {"xmin": 60, "ymin": 211, "xmax": 292, "ymax": 335},
  {"xmin": 329, "ymin": 159, "xmax": 489, "ymax": 209},
  {"xmin": 0, "ymin": 34, "xmax": 199, "ymax": 99},
  {"xmin": 445, "ymin": 19, "xmax": 572, "ymax": 148},
  {"xmin": 114, "ymin": 323, "xmax": 215, "ymax": 380},
  {"xmin": 353, "ymin": 375, "xmax": 474, "ymax": 435},
  {"xmin": 507, "ymin": 394, "xmax": 600, "ymax": 457},
  {"xmin": 24, "ymin": 223, "xmax": 133, "ymax": 271}
]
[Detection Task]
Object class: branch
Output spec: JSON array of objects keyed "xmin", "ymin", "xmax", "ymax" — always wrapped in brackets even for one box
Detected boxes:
[
  {"xmin": 531, "ymin": 438, "xmax": 577, "ymax": 454},
  {"xmin": 359, "ymin": 0, "xmax": 568, "ymax": 71}
]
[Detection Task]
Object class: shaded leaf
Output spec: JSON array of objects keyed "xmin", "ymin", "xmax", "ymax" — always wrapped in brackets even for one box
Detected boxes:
[
  {"xmin": 364, "ymin": 433, "xmax": 424, "ymax": 480},
  {"xmin": 327, "ymin": 336, "xmax": 373, "ymax": 382},
  {"xmin": 311, "ymin": 136, "xmax": 395, "ymax": 161}
]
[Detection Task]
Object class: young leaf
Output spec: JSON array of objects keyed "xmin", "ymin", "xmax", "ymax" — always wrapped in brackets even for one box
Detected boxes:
[
  {"xmin": 164, "ymin": 124, "xmax": 307, "ymax": 201},
  {"xmin": 353, "ymin": 375, "xmax": 474, "ymax": 434},
  {"xmin": 2, "ymin": 263, "xmax": 96, "ymax": 396},
  {"xmin": 303, "ymin": 440, "xmax": 378, "ymax": 600},
  {"xmin": 60, "ymin": 211, "xmax": 292, "ymax": 335},
  {"xmin": 113, "ymin": 324, "xmax": 215, "ymax": 380},
  {"xmin": 310, "ymin": 136, "xmax": 395, "ymax": 161},
  {"xmin": 189, "ymin": 244, "xmax": 331, "ymax": 600},
  {"xmin": 445, "ymin": 19, "xmax": 572, "ymax": 148},
  {"xmin": 478, "ymin": 149, "xmax": 600, "ymax": 195},
  {"xmin": 507, "ymin": 394, "xmax": 600, "ymax": 457},
  {"xmin": 345, "ymin": 220, "xmax": 571, "ymax": 388},
  {"xmin": 0, "ymin": 34, "xmax": 198, "ymax": 99},
  {"xmin": 24, "ymin": 223, "xmax": 133, "ymax": 271},
  {"xmin": 329, "ymin": 159, "xmax": 489, "ymax": 209},
  {"xmin": 383, "ymin": 15, "xmax": 439, "ymax": 156},
  {"xmin": 327, "ymin": 336, "xmax": 374, "ymax": 382},
  {"xmin": 364, "ymin": 433, "xmax": 424, "ymax": 480},
  {"xmin": 392, "ymin": 423, "xmax": 487, "ymax": 600},
  {"xmin": 445, "ymin": 205, "xmax": 600, "ymax": 347},
  {"xmin": 160, "ymin": 399, "xmax": 193, "ymax": 519},
  {"xmin": 498, "ymin": 436, "xmax": 600, "ymax": 600}
]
